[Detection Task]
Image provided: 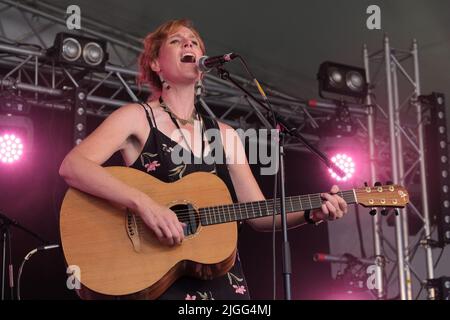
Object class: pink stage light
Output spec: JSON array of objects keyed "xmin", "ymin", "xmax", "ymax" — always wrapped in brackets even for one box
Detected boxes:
[
  {"xmin": 328, "ymin": 153, "xmax": 355, "ymax": 182},
  {"xmin": 0, "ymin": 133, "xmax": 24, "ymax": 164}
]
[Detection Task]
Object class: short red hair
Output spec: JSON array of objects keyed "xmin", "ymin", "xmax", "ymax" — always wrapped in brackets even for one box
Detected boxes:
[{"xmin": 138, "ymin": 19, "xmax": 206, "ymax": 93}]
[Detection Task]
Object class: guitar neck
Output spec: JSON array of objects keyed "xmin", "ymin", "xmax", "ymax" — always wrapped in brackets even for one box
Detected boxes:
[{"xmin": 200, "ymin": 190, "xmax": 357, "ymax": 226}]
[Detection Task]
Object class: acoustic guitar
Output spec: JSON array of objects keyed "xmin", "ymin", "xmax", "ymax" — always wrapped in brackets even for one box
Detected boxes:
[{"xmin": 59, "ymin": 166, "xmax": 409, "ymax": 299}]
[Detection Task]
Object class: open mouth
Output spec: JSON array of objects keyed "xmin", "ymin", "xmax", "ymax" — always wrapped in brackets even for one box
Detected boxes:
[{"xmin": 180, "ymin": 53, "xmax": 196, "ymax": 63}]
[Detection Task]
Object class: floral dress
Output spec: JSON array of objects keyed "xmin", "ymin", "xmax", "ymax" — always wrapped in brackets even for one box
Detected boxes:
[{"xmin": 129, "ymin": 103, "xmax": 250, "ymax": 300}]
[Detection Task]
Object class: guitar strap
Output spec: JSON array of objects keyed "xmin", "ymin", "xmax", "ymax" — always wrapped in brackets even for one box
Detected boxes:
[{"xmin": 196, "ymin": 104, "xmax": 238, "ymax": 203}]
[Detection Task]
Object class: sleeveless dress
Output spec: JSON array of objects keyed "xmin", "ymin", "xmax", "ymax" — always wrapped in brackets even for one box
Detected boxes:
[{"xmin": 129, "ymin": 102, "xmax": 250, "ymax": 300}]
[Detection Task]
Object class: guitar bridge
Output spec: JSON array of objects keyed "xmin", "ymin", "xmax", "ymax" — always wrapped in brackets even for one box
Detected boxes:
[{"xmin": 126, "ymin": 210, "xmax": 141, "ymax": 253}]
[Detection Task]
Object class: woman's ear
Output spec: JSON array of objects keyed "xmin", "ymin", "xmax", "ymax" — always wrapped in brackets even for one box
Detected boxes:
[{"xmin": 151, "ymin": 59, "xmax": 160, "ymax": 73}]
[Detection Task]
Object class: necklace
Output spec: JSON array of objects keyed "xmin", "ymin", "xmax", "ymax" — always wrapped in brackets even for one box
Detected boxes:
[
  {"xmin": 159, "ymin": 97, "xmax": 197, "ymax": 126},
  {"xmin": 159, "ymin": 97, "xmax": 206, "ymax": 159}
]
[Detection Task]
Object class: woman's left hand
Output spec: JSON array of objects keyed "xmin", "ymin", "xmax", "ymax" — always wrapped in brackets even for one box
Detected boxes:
[{"xmin": 313, "ymin": 185, "xmax": 348, "ymax": 221}]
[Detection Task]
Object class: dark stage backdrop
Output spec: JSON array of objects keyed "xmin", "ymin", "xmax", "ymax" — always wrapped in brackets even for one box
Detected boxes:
[{"xmin": 0, "ymin": 106, "xmax": 332, "ymax": 300}]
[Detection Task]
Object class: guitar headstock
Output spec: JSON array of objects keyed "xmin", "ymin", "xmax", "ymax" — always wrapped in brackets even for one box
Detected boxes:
[{"xmin": 355, "ymin": 184, "xmax": 409, "ymax": 208}]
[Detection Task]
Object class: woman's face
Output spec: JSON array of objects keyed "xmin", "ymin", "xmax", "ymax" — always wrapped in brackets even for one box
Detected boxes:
[{"xmin": 151, "ymin": 26, "xmax": 204, "ymax": 86}]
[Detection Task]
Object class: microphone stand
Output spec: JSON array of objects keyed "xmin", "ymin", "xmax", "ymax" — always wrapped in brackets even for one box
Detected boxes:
[
  {"xmin": 0, "ymin": 211, "xmax": 48, "ymax": 300},
  {"xmin": 215, "ymin": 66, "xmax": 345, "ymax": 300}
]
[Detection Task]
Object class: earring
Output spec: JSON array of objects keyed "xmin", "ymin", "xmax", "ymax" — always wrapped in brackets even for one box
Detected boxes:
[
  {"xmin": 159, "ymin": 73, "xmax": 170, "ymax": 90},
  {"xmin": 195, "ymin": 79, "xmax": 204, "ymax": 97}
]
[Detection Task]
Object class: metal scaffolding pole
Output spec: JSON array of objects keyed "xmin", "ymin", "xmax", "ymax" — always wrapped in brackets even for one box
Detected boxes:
[
  {"xmin": 384, "ymin": 35, "xmax": 408, "ymax": 300},
  {"xmin": 365, "ymin": 35, "xmax": 436, "ymax": 300},
  {"xmin": 363, "ymin": 44, "xmax": 386, "ymax": 300},
  {"xmin": 412, "ymin": 39, "xmax": 435, "ymax": 299},
  {"xmin": 391, "ymin": 59, "xmax": 413, "ymax": 300}
]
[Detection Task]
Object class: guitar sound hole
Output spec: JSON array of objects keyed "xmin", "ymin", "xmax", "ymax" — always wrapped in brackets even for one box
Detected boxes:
[{"xmin": 171, "ymin": 204, "xmax": 199, "ymax": 236}]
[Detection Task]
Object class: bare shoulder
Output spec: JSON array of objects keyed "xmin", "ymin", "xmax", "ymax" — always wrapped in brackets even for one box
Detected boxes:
[
  {"xmin": 105, "ymin": 101, "xmax": 158, "ymax": 133},
  {"xmin": 109, "ymin": 103, "xmax": 145, "ymax": 123}
]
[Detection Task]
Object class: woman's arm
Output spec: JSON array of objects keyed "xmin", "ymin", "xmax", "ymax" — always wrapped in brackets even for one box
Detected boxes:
[
  {"xmin": 59, "ymin": 103, "xmax": 185, "ymax": 246},
  {"xmin": 219, "ymin": 123, "xmax": 347, "ymax": 232}
]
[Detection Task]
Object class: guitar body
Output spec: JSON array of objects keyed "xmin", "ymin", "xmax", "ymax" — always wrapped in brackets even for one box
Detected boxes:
[{"xmin": 60, "ymin": 166, "xmax": 237, "ymax": 299}]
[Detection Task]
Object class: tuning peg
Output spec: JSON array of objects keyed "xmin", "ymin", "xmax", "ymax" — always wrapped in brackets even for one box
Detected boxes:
[
  {"xmin": 364, "ymin": 182, "xmax": 368, "ymax": 187},
  {"xmin": 374, "ymin": 181, "xmax": 382, "ymax": 187},
  {"xmin": 386, "ymin": 180, "xmax": 393, "ymax": 185},
  {"xmin": 369, "ymin": 208, "xmax": 377, "ymax": 216},
  {"xmin": 394, "ymin": 209, "xmax": 399, "ymax": 216},
  {"xmin": 381, "ymin": 208, "xmax": 389, "ymax": 216}
]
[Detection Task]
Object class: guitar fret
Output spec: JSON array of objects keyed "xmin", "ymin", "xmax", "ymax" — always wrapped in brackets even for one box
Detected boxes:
[
  {"xmin": 204, "ymin": 208, "xmax": 209, "ymax": 225},
  {"xmin": 289, "ymin": 197, "xmax": 294, "ymax": 213},
  {"xmin": 245, "ymin": 202, "xmax": 250, "ymax": 220},
  {"xmin": 307, "ymin": 194, "xmax": 312, "ymax": 210},
  {"xmin": 234, "ymin": 203, "xmax": 240, "ymax": 221},
  {"xmin": 221, "ymin": 205, "xmax": 225, "ymax": 223},
  {"xmin": 235, "ymin": 203, "xmax": 241, "ymax": 221},
  {"xmin": 216, "ymin": 205, "xmax": 222, "ymax": 224},
  {"xmin": 221, "ymin": 205, "xmax": 226, "ymax": 223},
  {"xmin": 245, "ymin": 203, "xmax": 250, "ymax": 219}
]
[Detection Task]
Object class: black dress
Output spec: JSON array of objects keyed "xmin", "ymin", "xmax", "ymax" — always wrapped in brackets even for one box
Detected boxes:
[{"xmin": 129, "ymin": 102, "xmax": 250, "ymax": 300}]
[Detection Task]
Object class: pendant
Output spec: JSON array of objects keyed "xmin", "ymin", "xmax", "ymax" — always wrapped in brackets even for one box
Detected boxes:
[{"xmin": 179, "ymin": 118, "xmax": 190, "ymax": 126}]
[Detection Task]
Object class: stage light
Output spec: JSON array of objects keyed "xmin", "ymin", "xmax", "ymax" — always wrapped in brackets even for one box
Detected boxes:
[
  {"xmin": 48, "ymin": 32, "xmax": 108, "ymax": 69},
  {"xmin": 318, "ymin": 136, "xmax": 369, "ymax": 186},
  {"xmin": 0, "ymin": 133, "xmax": 23, "ymax": 164},
  {"xmin": 0, "ymin": 115, "xmax": 33, "ymax": 166},
  {"xmin": 328, "ymin": 153, "xmax": 355, "ymax": 182},
  {"xmin": 318, "ymin": 61, "xmax": 368, "ymax": 99},
  {"xmin": 83, "ymin": 42, "xmax": 105, "ymax": 66},
  {"xmin": 423, "ymin": 92, "xmax": 450, "ymax": 246},
  {"xmin": 61, "ymin": 37, "xmax": 82, "ymax": 62}
]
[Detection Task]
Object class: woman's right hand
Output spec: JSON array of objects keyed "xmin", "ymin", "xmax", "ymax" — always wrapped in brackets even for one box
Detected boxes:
[{"xmin": 136, "ymin": 196, "xmax": 185, "ymax": 246}]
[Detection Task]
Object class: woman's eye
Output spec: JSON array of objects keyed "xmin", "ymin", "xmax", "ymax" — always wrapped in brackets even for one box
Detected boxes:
[
  {"xmin": 170, "ymin": 39, "xmax": 180, "ymax": 44},
  {"xmin": 192, "ymin": 41, "xmax": 199, "ymax": 46}
]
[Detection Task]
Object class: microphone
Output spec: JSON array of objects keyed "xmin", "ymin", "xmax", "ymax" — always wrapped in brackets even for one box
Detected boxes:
[
  {"xmin": 197, "ymin": 53, "xmax": 238, "ymax": 72},
  {"xmin": 313, "ymin": 253, "xmax": 375, "ymax": 265}
]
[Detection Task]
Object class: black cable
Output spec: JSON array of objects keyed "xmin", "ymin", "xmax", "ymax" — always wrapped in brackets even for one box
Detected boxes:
[
  {"xmin": 233, "ymin": 54, "xmax": 280, "ymax": 300},
  {"xmin": 433, "ymin": 247, "xmax": 445, "ymax": 269},
  {"xmin": 272, "ymin": 169, "xmax": 277, "ymax": 300},
  {"xmin": 17, "ymin": 244, "xmax": 60, "ymax": 300}
]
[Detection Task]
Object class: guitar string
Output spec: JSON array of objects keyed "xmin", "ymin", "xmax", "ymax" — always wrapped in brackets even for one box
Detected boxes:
[
  {"xmin": 131, "ymin": 192, "xmax": 354, "ymax": 220},
  {"xmin": 133, "ymin": 196, "xmax": 404, "ymax": 230},
  {"xmin": 129, "ymin": 187, "xmax": 401, "ymax": 221},
  {"xmin": 131, "ymin": 191, "xmax": 396, "ymax": 224},
  {"xmin": 134, "ymin": 195, "xmax": 403, "ymax": 236},
  {"xmin": 131, "ymin": 192, "xmax": 358, "ymax": 224},
  {"xmin": 128, "ymin": 189, "xmax": 403, "ymax": 226}
]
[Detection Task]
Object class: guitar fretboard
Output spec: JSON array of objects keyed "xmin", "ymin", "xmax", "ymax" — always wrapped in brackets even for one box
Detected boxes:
[{"xmin": 199, "ymin": 190, "xmax": 356, "ymax": 226}]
